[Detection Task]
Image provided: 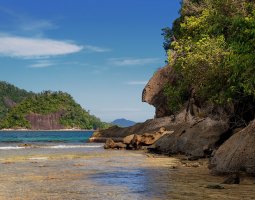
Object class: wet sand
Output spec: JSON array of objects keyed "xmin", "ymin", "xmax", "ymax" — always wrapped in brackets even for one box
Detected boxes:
[{"xmin": 0, "ymin": 146, "xmax": 254, "ymax": 200}]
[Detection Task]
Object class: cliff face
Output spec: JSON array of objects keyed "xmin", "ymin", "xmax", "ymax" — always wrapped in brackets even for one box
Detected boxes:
[
  {"xmin": 25, "ymin": 111, "xmax": 65, "ymax": 130},
  {"xmin": 142, "ymin": 65, "xmax": 176, "ymax": 118}
]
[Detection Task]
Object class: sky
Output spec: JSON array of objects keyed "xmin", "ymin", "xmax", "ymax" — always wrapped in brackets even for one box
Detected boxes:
[{"xmin": 0, "ymin": 0, "xmax": 181, "ymax": 122}]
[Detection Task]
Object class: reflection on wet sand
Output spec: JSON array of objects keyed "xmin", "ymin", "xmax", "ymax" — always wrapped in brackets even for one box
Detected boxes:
[{"xmin": 0, "ymin": 147, "xmax": 254, "ymax": 200}]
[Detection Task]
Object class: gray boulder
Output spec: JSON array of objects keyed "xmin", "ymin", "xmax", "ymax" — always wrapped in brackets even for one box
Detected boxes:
[
  {"xmin": 153, "ymin": 117, "xmax": 229, "ymax": 157},
  {"xmin": 210, "ymin": 120, "xmax": 255, "ymax": 174}
]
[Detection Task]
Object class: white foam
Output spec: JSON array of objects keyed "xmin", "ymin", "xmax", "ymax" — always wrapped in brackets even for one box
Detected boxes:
[
  {"xmin": 0, "ymin": 144, "xmax": 103, "ymax": 150},
  {"xmin": 28, "ymin": 157, "xmax": 48, "ymax": 160},
  {"xmin": 0, "ymin": 146, "xmax": 25, "ymax": 150}
]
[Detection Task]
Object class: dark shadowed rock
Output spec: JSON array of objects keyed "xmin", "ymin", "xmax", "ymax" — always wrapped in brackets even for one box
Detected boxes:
[
  {"xmin": 142, "ymin": 65, "xmax": 176, "ymax": 118},
  {"xmin": 210, "ymin": 120, "xmax": 255, "ymax": 174},
  {"xmin": 206, "ymin": 184, "xmax": 225, "ymax": 189},
  {"xmin": 153, "ymin": 117, "xmax": 229, "ymax": 157},
  {"xmin": 222, "ymin": 174, "xmax": 240, "ymax": 184}
]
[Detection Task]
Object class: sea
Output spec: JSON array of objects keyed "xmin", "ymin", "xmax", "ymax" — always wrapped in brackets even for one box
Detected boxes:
[
  {"xmin": 0, "ymin": 131, "xmax": 254, "ymax": 200},
  {"xmin": 0, "ymin": 130, "xmax": 95, "ymax": 150}
]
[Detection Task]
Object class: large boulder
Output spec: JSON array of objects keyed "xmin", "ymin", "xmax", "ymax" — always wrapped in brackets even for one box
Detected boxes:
[
  {"xmin": 142, "ymin": 65, "xmax": 176, "ymax": 118},
  {"xmin": 153, "ymin": 117, "xmax": 229, "ymax": 157},
  {"xmin": 209, "ymin": 120, "xmax": 255, "ymax": 174},
  {"xmin": 104, "ymin": 139, "xmax": 127, "ymax": 149},
  {"xmin": 129, "ymin": 128, "xmax": 171, "ymax": 149}
]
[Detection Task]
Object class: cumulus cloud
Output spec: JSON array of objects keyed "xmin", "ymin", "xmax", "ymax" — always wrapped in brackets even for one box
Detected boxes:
[
  {"xmin": 0, "ymin": 36, "xmax": 83, "ymax": 58},
  {"xmin": 109, "ymin": 57, "xmax": 161, "ymax": 66},
  {"xmin": 126, "ymin": 81, "xmax": 148, "ymax": 85}
]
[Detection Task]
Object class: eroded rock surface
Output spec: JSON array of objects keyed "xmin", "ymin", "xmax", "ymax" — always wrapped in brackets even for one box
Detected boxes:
[
  {"xmin": 25, "ymin": 111, "xmax": 65, "ymax": 130},
  {"xmin": 142, "ymin": 65, "xmax": 176, "ymax": 118},
  {"xmin": 153, "ymin": 117, "xmax": 229, "ymax": 157},
  {"xmin": 90, "ymin": 116, "xmax": 178, "ymax": 143},
  {"xmin": 210, "ymin": 120, "xmax": 255, "ymax": 174}
]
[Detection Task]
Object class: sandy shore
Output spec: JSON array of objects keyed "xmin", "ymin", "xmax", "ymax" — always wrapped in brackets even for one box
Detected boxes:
[{"xmin": 0, "ymin": 147, "xmax": 254, "ymax": 200}]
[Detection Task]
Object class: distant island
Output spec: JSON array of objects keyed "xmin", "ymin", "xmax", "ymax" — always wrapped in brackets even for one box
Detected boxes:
[
  {"xmin": 0, "ymin": 81, "xmax": 109, "ymax": 130},
  {"xmin": 111, "ymin": 118, "xmax": 136, "ymax": 127}
]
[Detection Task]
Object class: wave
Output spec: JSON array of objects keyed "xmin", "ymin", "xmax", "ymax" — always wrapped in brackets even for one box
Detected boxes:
[
  {"xmin": 0, "ymin": 146, "xmax": 25, "ymax": 150},
  {"xmin": 0, "ymin": 144, "xmax": 103, "ymax": 150}
]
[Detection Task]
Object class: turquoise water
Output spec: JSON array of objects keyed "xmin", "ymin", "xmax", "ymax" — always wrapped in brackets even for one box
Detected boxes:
[{"xmin": 0, "ymin": 131, "xmax": 93, "ymax": 149}]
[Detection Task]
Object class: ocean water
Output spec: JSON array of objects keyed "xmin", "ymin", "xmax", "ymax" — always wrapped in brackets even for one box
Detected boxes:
[{"xmin": 0, "ymin": 131, "xmax": 94, "ymax": 149}]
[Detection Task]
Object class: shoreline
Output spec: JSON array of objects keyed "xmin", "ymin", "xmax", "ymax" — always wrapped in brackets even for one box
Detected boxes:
[{"xmin": 0, "ymin": 129, "xmax": 95, "ymax": 132}]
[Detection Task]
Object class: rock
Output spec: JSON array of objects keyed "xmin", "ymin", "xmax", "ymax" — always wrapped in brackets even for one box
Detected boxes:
[
  {"xmin": 90, "ymin": 117, "xmax": 178, "ymax": 143},
  {"xmin": 25, "ymin": 111, "xmax": 65, "ymax": 130},
  {"xmin": 18, "ymin": 143, "xmax": 34, "ymax": 148},
  {"xmin": 104, "ymin": 139, "xmax": 116, "ymax": 149},
  {"xmin": 114, "ymin": 142, "xmax": 127, "ymax": 149},
  {"xmin": 210, "ymin": 119, "xmax": 255, "ymax": 174},
  {"xmin": 130, "ymin": 130, "xmax": 168, "ymax": 149},
  {"xmin": 154, "ymin": 117, "xmax": 229, "ymax": 157},
  {"xmin": 123, "ymin": 134, "xmax": 135, "ymax": 144},
  {"xmin": 142, "ymin": 65, "xmax": 176, "ymax": 118},
  {"xmin": 104, "ymin": 139, "xmax": 127, "ymax": 149},
  {"xmin": 187, "ymin": 156, "xmax": 200, "ymax": 161},
  {"xmin": 222, "ymin": 174, "xmax": 240, "ymax": 184},
  {"xmin": 206, "ymin": 184, "xmax": 225, "ymax": 189},
  {"xmin": 158, "ymin": 127, "xmax": 166, "ymax": 133}
]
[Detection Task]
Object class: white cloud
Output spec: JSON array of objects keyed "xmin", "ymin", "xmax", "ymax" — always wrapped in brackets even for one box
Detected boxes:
[
  {"xmin": 0, "ymin": 36, "xmax": 83, "ymax": 58},
  {"xmin": 126, "ymin": 81, "xmax": 147, "ymax": 85},
  {"xmin": 109, "ymin": 57, "xmax": 161, "ymax": 66},
  {"xmin": 29, "ymin": 60, "xmax": 55, "ymax": 68},
  {"xmin": 84, "ymin": 45, "xmax": 111, "ymax": 52}
]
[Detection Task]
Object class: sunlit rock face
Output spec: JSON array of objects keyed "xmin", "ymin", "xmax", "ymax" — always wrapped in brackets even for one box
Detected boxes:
[{"xmin": 142, "ymin": 65, "xmax": 176, "ymax": 118}]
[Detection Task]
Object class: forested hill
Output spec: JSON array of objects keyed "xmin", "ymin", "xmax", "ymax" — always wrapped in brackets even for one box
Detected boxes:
[
  {"xmin": 0, "ymin": 81, "xmax": 108, "ymax": 130},
  {"xmin": 0, "ymin": 81, "xmax": 34, "ymax": 119},
  {"xmin": 162, "ymin": 0, "xmax": 255, "ymax": 126}
]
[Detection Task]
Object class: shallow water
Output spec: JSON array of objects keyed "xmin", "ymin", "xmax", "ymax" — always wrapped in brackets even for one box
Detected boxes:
[
  {"xmin": 0, "ymin": 131, "xmax": 254, "ymax": 199},
  {"xmin": 0, "ymin": 147, "xmax": 255, "ymax": 200}
]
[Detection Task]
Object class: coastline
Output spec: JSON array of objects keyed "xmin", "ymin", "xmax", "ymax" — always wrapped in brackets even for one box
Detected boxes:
[{"xmin": 0, "ymin": 129, "xmax": 95, "ymax": 132}]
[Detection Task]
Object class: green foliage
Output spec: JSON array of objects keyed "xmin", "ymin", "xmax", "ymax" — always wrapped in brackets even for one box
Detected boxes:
[
  {"xmin": 164, "ymin": 80, "xmax": 189, "ymax": 113},
  {"xmin": 0, "ymin": 81, "xmax": 34, "ymax": 119},
  {"xmin": 163, "ymin": 0, "xmax": 255, "ymax": 117},
  {"xmin": 0, "ymin": 86, "xmax": 109, "ymax": 129}
]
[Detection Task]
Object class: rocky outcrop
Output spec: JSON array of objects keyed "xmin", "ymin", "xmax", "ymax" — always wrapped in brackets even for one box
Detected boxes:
[
  {"xmin": 3, "ymin": 97, "xmax": 16, "ymax": 108},
  {"xmin": 209, "ymin": 119, "xmax": 255, "ymax": 174},
  {"xmin": 25, "ymin": 111, "xmax": 65, "ymax": 130},
  {"xmin": 104, "ymin": 127, "xmax": 171, "ymax": 150},
  {"xmin": 142, "ymin": 65, "xmax": 176, "ymax": 118},
  {"xmin": 153, "ymin": 117, "xmax": 229, "ymax": 157},
  {"xmin": 93, "ymin": 108, "xmax": 229, "ymax": 157},
  {"xmin": 89, "ymin": 116, "xmax": 178, "ymax": 142}
]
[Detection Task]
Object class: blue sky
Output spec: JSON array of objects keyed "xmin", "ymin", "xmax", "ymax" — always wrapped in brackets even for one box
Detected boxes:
[{"xmin": 0, "ymin": 0, "xmax": 181, "ymax": 122}]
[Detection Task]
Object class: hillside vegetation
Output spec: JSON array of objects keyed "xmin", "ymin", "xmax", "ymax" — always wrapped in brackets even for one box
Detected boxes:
[
  {"xmin": 0, "ymin": 82, "xmax": 108, "ymax": 130},
  {"xmin": 162, "ymin": 0, "xmax": 255, "ymax": 127},
  {"xmin": 0, "ymin": 81, "xmax": 33, "ymax": 119}
]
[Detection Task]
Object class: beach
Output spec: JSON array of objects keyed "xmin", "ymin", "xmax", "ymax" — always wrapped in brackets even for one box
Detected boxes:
[{"xmin": 0, "ymin": 141, "xmax": 255, "ymax": 200}]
